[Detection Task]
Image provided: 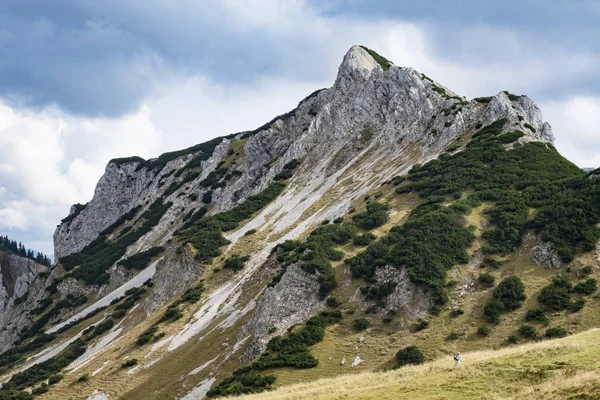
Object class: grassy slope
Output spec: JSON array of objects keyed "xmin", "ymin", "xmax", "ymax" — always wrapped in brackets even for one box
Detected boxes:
[{"xmin": 238, "ymin": 328, "xmax": 600, "ymax": 400}]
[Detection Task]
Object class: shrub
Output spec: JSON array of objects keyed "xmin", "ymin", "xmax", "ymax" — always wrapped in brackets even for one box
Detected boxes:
[
  {"xmin": 518, "ymin": 324, "xmax": 536, "ymax": 339},
  {"xmin": 325, "ymin": 297, "xmax": 341, "ymax": 308},
  {"xmin": 32, "ymin": 385, "xmax": 49, "ymax": 395},
  {"xmin": 223, "ymin": 255, "xmax": 250, "ymax": 272},
  {"xmin": 244, "ymin": 229, "xmax": 257, "ymax": 236},
  {"xmin": 48, "ymin": 374, "xmax": 63, "ymax": 385},
  {"xmin": 92, "ymin": 319, "xmax": 114, "ymax": 337},
  {"xmin": 121, "ymin": 359, "xmax": 138, "ymax": 368},
  {"xmin": 202, "ymin": 190, "xmax": 213, "ymax": 204},
  {"xmin": 493, "ymin": 276, "xmax": 526, "ymax": 311},
  {"xmin": 580, "ymin": 266, "xmax": 593, "ymax": 277},
  {"xmin": 450, "ymin": 308, "xmax": 464, "ymax": 318},
  {"xmin": 352, "ymin": 202, "xmax": 389, "ymax": 230},
  {"xmin": 353, "ymin": 232, "xmax": 377, "ymax": 246},
  {"xmin": 394, "ymin": 346, "xmax": 425, "ymax": 367},
  {"xmin": 333, "ymin": 217, "xmax": 344, "ymax": 224},
  {"xmin": 446, "ymin": 331, "xmax": 460, "ymax": 341},
  {"xmin": 112, "ymin": 309, "xmax": 127, "ymax": 319},
  {"xmin": 545, "ymin": 327, "xmax": 568, "ymax": 339},
  {"xmin": 481, "ymin": 257, "xmax": 503, "ymax": 269},
  {"xmin": 413, "ymin": 319, "xmax": 429, "ymax": 332},
  {"xmin": 160, "ymin": 305, "xmax": 183, "ymax": 322},
  {"xmin": 574, "ymin": 278, "xmax": 597, "ymax": 295},
  {"xmin": 525, "ymin": 308, "xmax": 548, "ymax": 323},
  {"xmin": 478, "ymin": 273, "xmax": 495, "ymax": 287},
  {"xmin": 181, "ymin": 283, "xmax": 205, "ymax": 303},
  {"xmin": 477, "ymin": 325, "xmax": 491, "ymax": 337},
  {"xmin": 538, "ymin": 278, "xmax": 572, "ymax": 311},
  {"xmin": 507, "ymin": 335, "xmax": 519, "ymax": 344},
  {"xmin": 118, "ymin": 246, "xmax": 164, "ymax": 270},
  {"xmin": 483, "ymin": 300, "xmax": 503, "ymax": 324},
  {"xmin": 77, "ymin": 374, "xmax": 89, "ymax": 383},
  {"xmin": 569, "ymin": 299, "xmax": 585, "ymax": 313},
  {"xmin": 353, "ymin": 317, "xmax": 371, "ymax": 331}
]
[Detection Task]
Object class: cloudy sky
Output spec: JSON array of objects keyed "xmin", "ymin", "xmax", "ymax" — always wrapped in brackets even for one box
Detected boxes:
[{"xmin": 1, "ymin": 0, "xmax": 599, "ymax": 256}]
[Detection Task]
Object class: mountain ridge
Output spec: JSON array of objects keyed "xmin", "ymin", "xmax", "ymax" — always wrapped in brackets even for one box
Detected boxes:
[{"xmin": 0, "ymin": 46, "xmax": 597, "ymax": 400}]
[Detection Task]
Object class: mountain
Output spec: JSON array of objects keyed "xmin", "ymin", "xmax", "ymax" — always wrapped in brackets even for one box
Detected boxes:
[{"xmin": 0, "ymin": 45, "xmax": 598, "ymax": 400}]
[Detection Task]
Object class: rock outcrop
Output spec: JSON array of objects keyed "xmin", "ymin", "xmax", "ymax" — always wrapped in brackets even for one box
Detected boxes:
[{"xmin": 0, "ymin": 251, "xmax": 50, "ymax": 352}]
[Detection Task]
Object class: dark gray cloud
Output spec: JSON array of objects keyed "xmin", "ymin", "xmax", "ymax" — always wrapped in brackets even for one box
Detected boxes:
[
  {"xmin": 0, "ymin": 0, "xmax": 295, "ymax": 116},
  {"xmin": 2, "ymin": 0, "xmax": 600, "ymax": 116}
]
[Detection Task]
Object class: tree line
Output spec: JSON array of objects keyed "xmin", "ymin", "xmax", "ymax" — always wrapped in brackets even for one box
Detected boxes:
[{"xmin": 0, "ymin": 236, "xmax": 52, "ymax": 267}]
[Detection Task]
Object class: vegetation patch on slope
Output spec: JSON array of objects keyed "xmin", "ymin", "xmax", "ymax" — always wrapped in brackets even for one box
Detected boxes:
[
  {"xmin": 179, "ymin": 160, "xmax": 300, "ymax": 264},
  {"xmin": 207, "ymin": 311, "xmax": 342, "ymax": 398}
]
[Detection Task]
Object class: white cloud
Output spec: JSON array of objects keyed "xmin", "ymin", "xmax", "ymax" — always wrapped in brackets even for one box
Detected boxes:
[{"xmin": 542, "ymin": 96, "xmax": 600, "ymax": 168}]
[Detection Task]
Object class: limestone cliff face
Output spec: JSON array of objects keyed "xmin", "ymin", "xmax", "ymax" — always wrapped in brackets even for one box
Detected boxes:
[
  {"xmin": 0, "ymin": 252, "xmax": 50, "ymax": 352},
  {"xmin": 54, "ymin": 45, "xmax": 553, "ymax": 264}
]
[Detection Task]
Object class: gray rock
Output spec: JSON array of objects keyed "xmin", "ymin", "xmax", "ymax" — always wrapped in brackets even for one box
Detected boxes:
[
  {"xmin": 238, "ymin": 263, "xmax": 325, "ymax": 363},
  {"xmin": 0, "ymin": 252, "xmax": 50, "ymax": 352}
]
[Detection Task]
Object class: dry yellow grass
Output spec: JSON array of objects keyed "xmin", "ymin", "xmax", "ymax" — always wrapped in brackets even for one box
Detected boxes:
[{"xmin": 238, "ymin": 328, "xmax": 600, "ymax": 400}]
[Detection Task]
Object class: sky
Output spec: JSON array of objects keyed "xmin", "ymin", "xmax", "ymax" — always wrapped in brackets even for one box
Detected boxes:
[{"xmin": 0, "ymin": 0, "xmax": 599, "ymax": 256}]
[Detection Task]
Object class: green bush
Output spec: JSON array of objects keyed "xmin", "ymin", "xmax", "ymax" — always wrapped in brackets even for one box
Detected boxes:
[
  {"xmin": 481, "ymin": 257, "xmax": 503, "ymax": 269},
  {"xmin": 325, "ymin": 297, "xmax": 341, "ymax": 308},
  {"xmin": 413, "ymin": 319, "xmax": 429, "ymax": 332},
  {"xmin": 483, "ymin": 276, "xmax": 525, "ymax": 323},
  {"xmin": 160, "ymin": 305, "xmax": 183, "ymax": 322},
  {"xmin": 450, "ymin": 308, "xmax": 464, "ymax": 317},
  {"xmin": 77, "ymin": 374, "xmax": 89, "ymax": 383},
  {"xmin": 574, "ymin": 278, "xmax": 597, "ymax": 295},
  {"xmin": 244, "ymin": 229, "xmax": 257, "ymax": 236},
  {"xmin": 525, "ymin": 308, "xmax": 548, "ymax": 323},
  {"xmin": 394, "ymin": 346, "xmax": 425, "ymax": 368},
  {"xmin": 47, "ymin": 374, "xmax": 63, "ymax": 385},
  {"xmin": 446, "ymin": 331, "xmax": 460, "ymax": 341},
  {"xmin": 507, "ymin": 335, "xmax": 519, "ymax": 344},
  {"xmin": 121, "ymin": 359, "xmax": 138, "ymax": 368},
  {"xmin": 223, "ymin": 255, "xmax": 250, "ymax": 272},
  {"xmin": 353, "ymin": 232, "xmax": 377, "ymax": 246},
  {"xmin": 493, "ymin": 276, "xmax": 526, "ymax": 310},
  {"xmin": 353, "ymin": 317, "xmax": 371, "ymax": 331},
  {"xmin": 31, "ymin": 385, "xmax": 49, "ymax": 395},
  {"xmin": 483, "ymin": 300, "xmax": 503, "ymax": 324},
  {"xmin": 352, "ymin": 202, "xmax": 389, "ymax": 230},
  {"xmin": 518, "ymin": 324, "xmax": 537, "ymax": 339},
  {"xmin": 545, "ymin": 327, "xmax": 568, "ymax": 339},
  {"xmin": 478, "ymin": 273, "xmax": 495, "ymax": 287},
  {"xmin": 118, "ymin": 246, "xmax": 164, "ymax": 269},
  {"xmin": 538, "ymin": 277, "xmax": 572, "ymax": 311},
  {"xmin": 181, "ymin": 283, "xmax": 205, "ymax": 303},
  {"xmin": 569, "ymin": 298, "xmax": 585, "ymax": 313},
  {"xmin": 477, "ymin": 325, "xmax": 491, "ymax": 337}
]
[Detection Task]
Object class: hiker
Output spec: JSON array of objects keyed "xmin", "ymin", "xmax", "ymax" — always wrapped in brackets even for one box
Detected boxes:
[{"xmin": 453, "ymin": 352, "xmax": 462, "ymax": 368}]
